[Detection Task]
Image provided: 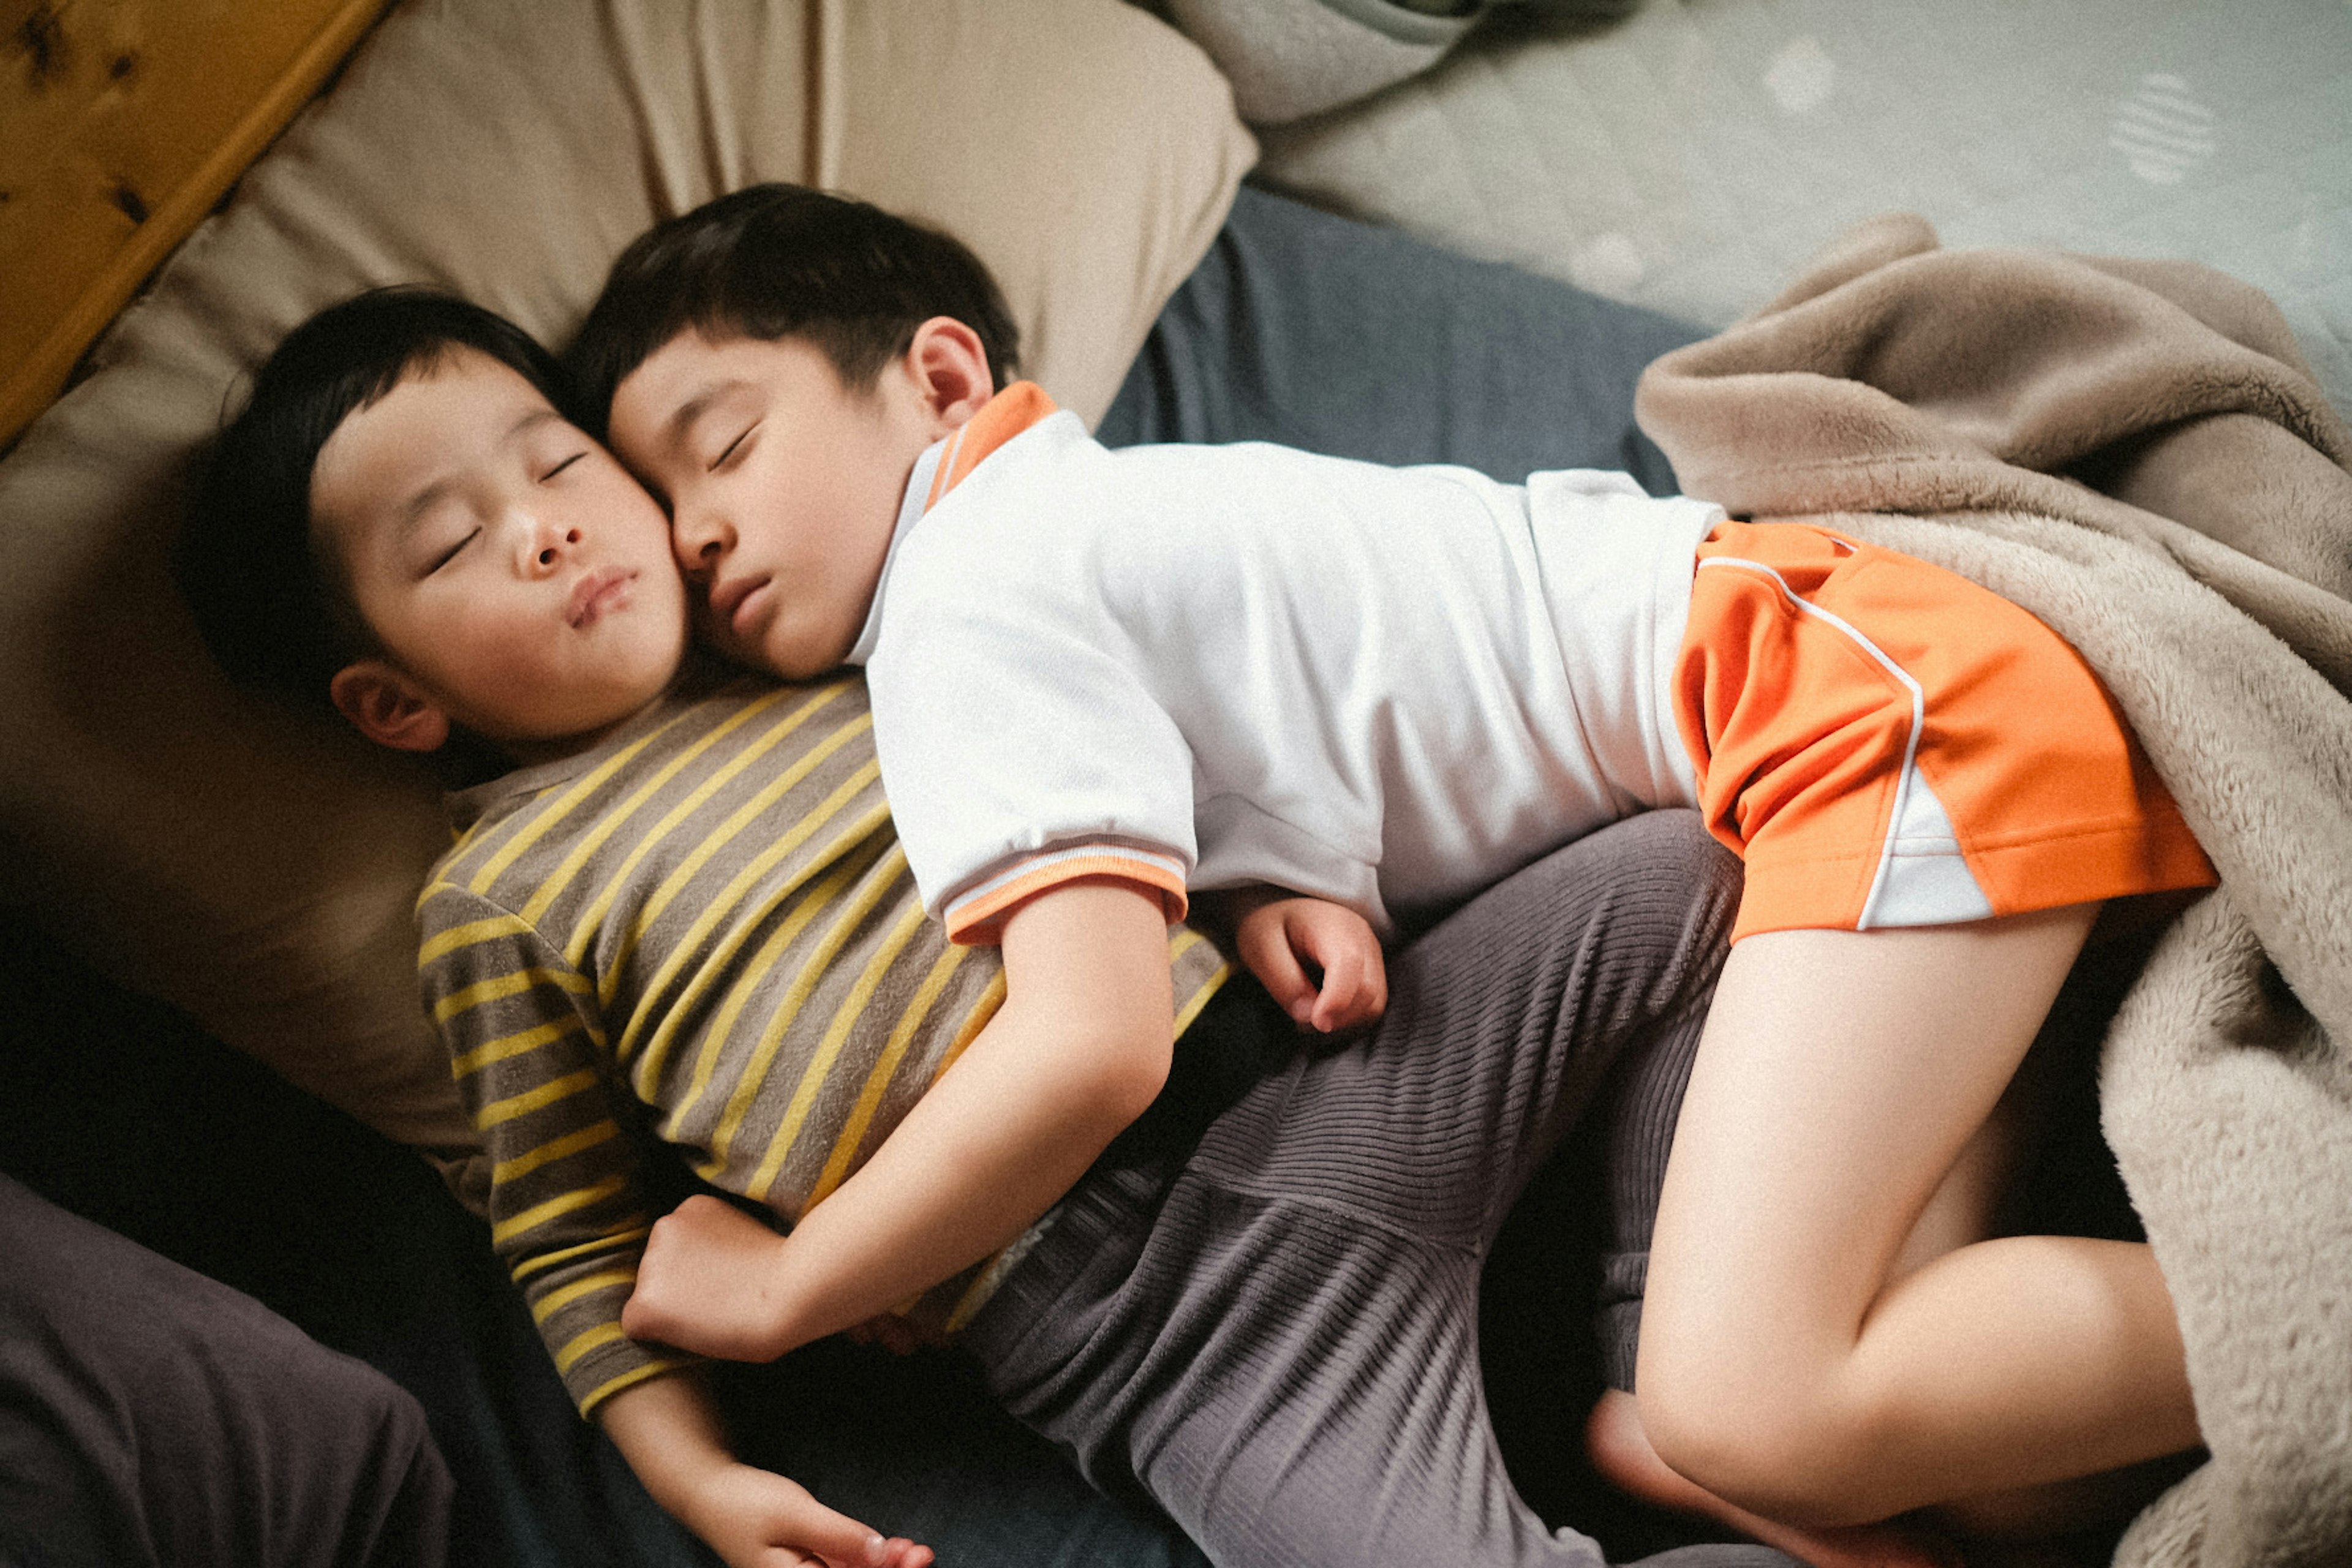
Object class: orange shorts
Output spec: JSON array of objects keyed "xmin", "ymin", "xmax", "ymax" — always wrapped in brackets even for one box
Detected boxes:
[{"xmin": 1672, "ymin": 521, "xmax": 2215, "ymax": 941}]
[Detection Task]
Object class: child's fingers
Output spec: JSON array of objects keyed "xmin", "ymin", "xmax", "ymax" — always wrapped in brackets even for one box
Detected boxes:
[
  {"xmin": 698, "ymin": 1463, "xmax": 911, "ymax": 1568},
  {"xmin": 1310, "ymin": 945, "xmax": 1385, "ymax": 1033},
  {"xmin": 758, "ymin": 1493, "xmax": 908, "ymax": 1568},
  {"xmin": 1238, "ymin": 916, "xmax": 1321, "ymax": 1023},
  {"xmin": 771, "ymin": 1538, "xmax": 921, "ymax": 1568},
  {"xmin": 1294, "ymin": 912, "xmax": 1385, "ymax": 1031},
  {"xmin": 765, "ymin": 1539, "xmax": 906, "ymax": 1568},
  {"xmin": 1361, "ymin": 943, "xmax": 1388, "ymax": 1016}
]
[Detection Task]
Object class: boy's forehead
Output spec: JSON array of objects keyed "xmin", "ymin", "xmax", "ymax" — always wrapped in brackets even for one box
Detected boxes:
[
  {"xmin": 313, "ymin": 350, "xmax": 559, "ymax": 530},
  {"xmin": 352, "ymin": 348, "xmax": 552, "ymax": 455},
  {"xmin": 611, "ymin": 331, "xmax": 839, "ymax": 456},
  {"xmin": 612, "ymin": 332, "xmax": 742, "ymax": 434}
]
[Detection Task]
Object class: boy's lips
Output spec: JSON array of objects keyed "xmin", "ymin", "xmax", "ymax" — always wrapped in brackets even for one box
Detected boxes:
[
  {"xmin": 709, "ymin": 573, "xmax": 772, "ymax": 639},
  {"xmin": 568, "ymin": 566, "xmax": 635, "ymax": 627}
]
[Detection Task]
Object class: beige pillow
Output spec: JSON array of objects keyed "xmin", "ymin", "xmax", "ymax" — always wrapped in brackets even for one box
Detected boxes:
[{"xmin": 0, "ymin": 0, "xmax": 1253, "ymax": 1204}]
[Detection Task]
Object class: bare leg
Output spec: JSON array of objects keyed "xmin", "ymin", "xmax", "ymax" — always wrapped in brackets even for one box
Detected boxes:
[
  {"xmin": 1589, "ymin": 1061, "xmax": 2186, "ymax": 1559},
  {"xmin": 1586, "ymin": 1096, "xmax": 2023, "ymax": 1566},
  {"xmin": 1634, "ymin": 907, "xmax": 2199, "ymax": 1528}
]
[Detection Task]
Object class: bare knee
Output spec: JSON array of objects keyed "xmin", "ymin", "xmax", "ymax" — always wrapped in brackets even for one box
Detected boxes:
[{"xmin": 1637, "ymin": 1339, "xmax": 1894, "ymax": 1528}]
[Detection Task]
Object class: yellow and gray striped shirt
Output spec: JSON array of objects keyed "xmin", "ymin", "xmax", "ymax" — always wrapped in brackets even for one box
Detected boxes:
[{"xmin": 418, "ymin": 669, "xmax": 1230, "ymax": 1415}]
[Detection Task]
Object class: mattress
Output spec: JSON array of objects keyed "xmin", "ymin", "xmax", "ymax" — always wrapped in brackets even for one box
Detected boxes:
[{"xmin": 1256, "ymin": 0, "xmax": 2352, "ymax": 418}]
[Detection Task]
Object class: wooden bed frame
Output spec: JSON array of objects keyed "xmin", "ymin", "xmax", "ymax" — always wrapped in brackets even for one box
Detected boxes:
[{"xmin": 0, "ymin": 0, "xmax": 391, "ymax": 451}]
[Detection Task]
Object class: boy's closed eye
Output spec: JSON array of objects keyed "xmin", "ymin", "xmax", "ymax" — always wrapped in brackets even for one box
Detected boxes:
[
  {"xmin": 708, "ymin": 423, "xmax": 756, "ymax": 472},
  {"xmin": 418, "ymin": 447, "xmax": 591, "ymax": 575},
  {"xmin": 425, "ymin": 529, "xmax": 477, "ymax": 574}
]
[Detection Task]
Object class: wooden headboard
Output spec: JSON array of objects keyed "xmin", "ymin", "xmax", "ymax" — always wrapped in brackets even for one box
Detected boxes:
[{"xmin": 0, "ymin": 0, "xmax": 393, "ymax": 451}]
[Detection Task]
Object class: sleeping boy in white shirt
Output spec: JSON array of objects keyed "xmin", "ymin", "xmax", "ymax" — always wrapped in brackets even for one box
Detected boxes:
[{"xmin": 578, "ymin": 182, "xmax": 2215, "ymax": 1566}]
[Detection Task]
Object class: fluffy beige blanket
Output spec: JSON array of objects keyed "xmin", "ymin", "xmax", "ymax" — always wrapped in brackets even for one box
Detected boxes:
[{"xmin": 1636, "ymin": 215, "xmax": 2352, "ymax": 1568}]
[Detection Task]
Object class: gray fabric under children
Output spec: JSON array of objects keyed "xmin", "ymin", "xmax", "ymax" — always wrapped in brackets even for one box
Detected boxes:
[
  {"xmin": 1162, "ymin": 0, "xmax": 1643, "ymax": 126},
  {"xmin": 0, "ymin": 1172, "xmax": 450, "ymax": 1568}
]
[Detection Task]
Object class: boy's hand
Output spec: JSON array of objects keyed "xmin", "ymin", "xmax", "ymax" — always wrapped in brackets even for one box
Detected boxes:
[
  {"xmin": 1235, "ymin": 894, "xmax": 1387, "ymax": 1035},
  {"xmin": 600, "ymin": 1373, "xmax": 930, "ymax": 1568},
  {"xmin": 624, "ymin": 1194, "xmax": 797, "ymax": 1362},
  {"xmin": 680, "ymin": 1461, "xmax": 933, "ymax": 1568}
]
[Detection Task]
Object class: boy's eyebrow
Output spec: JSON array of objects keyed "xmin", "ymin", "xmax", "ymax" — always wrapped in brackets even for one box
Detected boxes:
[
  {"xmin": 394, "ymin": 407, "xmax": 568, "ymax": 532},
  {"xmin": 657, "ymin": 382, "xmax": 735, "ymax": 451},
  {"xmin": 398, "ymin": 477, "xmax": 458, "ymax": 532},
  {"xmin": 508, "ymin": 406, "xmax": 566, "ymax": 440}
]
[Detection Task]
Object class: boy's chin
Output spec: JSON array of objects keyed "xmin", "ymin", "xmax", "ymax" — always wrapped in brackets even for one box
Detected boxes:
[{"xmin": 698, "ymin": 624, "xmax": 840, "ymax": 683}]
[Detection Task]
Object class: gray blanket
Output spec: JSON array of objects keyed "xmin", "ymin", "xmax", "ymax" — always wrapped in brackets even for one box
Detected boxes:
[{"xmin": 1636, "ymin": 214, "xmax": 2352, "ymax": 1568}]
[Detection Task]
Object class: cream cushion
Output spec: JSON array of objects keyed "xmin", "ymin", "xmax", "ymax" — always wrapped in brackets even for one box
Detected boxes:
[{"xmin": 0, "ymin": 0, "xmax": 1253, "ymax": 1202}]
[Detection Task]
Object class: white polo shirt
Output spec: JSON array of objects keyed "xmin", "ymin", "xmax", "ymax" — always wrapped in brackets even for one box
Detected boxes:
[{"xmin": 856, "ymin": 391, "xmax": 1721, "ymax": 941}]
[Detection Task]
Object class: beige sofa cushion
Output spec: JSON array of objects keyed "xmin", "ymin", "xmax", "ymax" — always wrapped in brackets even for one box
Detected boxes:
[{"xmin": 0, "ymin": 0, "xmax": 1253, "ymax": 1202}]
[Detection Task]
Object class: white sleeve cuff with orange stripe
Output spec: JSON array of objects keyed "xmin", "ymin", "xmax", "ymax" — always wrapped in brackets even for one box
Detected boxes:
[{"xmin": 943, "ymin": 842, "xmax": 1190, "ymax": 944}]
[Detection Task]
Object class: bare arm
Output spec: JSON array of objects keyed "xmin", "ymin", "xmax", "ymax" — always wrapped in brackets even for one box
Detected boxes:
[{"xmin": 622, "ymin": 876, "xmax": 1175, "ymax": 1360}]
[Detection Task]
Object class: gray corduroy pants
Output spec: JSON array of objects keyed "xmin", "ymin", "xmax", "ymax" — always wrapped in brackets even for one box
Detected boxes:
[{"xmin": 963, "ymin": 811, "xmax": 1790, "ymax": 1568}]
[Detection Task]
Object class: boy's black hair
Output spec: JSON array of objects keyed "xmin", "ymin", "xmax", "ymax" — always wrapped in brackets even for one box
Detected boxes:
[
  {"xmin": 177, "ymin": 287, "xmax": 574, "ymax": 716},
  {"xmin": 566, "ymin": 184, "xmax": 1020, "ymax": 433}
]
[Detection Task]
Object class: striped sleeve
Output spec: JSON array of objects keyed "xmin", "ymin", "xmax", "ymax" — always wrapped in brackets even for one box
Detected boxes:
[{"xmin": 418, "ymin": 879, "xmax": 690, "ymax": 1417}]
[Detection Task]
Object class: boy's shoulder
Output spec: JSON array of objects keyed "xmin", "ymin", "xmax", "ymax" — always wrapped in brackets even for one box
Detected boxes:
[
  {"xmin": 920, "ymin": 393, "xmax": 1095, "ymax": 520},
  {"xmin": 886, "ymin": 402, "xmax": 1102, "ymax": 595}
]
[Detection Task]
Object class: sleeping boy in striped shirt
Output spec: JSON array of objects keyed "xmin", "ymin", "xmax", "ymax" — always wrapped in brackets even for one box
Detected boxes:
[
  {"xmin": 570, "ymin": 183, "xmax": 2219, "ymax": 1568},
  {"xmin": 173, "ymin": 285, "xmax": 1227, "ymax": 1568}
]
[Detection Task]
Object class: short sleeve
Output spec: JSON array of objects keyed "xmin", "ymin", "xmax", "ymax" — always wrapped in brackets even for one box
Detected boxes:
[{"xmin": 867, "ymin": 531, "xmax": 1199, "ymax": 945}]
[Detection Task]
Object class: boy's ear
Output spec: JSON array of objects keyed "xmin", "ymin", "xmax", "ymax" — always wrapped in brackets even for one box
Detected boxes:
[
  {"xmin": 903, "ymin": 316, "xmax": 998, "ymax": 431},
  {"xmin": 329, "ymin": 660, "xmax": 453, "ymax": 753}
]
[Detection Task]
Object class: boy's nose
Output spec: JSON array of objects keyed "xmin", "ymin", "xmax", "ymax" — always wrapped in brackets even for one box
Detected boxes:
[
  {"xmin": 526, "ymin": 518, "xmax": 583, "ymax": 573},
  {"xmin": 672, "ymin": 510, "xmax": 729, "ymax": 581}
]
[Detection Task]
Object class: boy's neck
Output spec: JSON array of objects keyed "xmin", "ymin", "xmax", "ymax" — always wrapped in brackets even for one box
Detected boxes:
[{"xmin": 488, "ymin": 652, "xmax": 733, "ymax": 771}]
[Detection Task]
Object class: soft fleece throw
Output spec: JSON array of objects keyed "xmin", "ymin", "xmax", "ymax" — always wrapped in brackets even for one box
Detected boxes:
[{"xmin": 1636, "ymin": 214, "xmax": 2352, "ymax": 1568}]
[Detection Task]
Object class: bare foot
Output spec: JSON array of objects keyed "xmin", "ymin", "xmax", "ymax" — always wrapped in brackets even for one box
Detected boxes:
[{"xmin": 1585, "ymin": 1390, "xmax": 1961, "ymax": 1568}]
